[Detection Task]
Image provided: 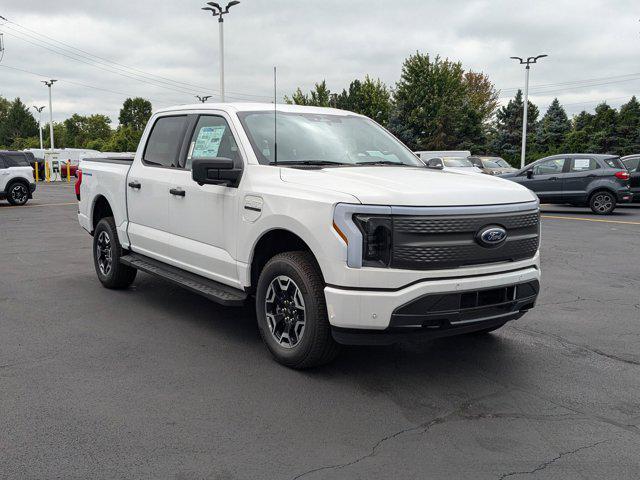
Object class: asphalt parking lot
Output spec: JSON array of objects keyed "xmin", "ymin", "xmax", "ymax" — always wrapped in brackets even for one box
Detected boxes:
[{"xmin": 1, "ymin": 183, "xmax": 639, "ymax": 480}]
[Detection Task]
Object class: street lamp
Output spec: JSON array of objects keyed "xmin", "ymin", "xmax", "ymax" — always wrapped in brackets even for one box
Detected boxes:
[
  {"xmin": 510, "ymin": 54, "xmax": 548, "ymax": 169},
  {"xmin": 41, "ymin": 79, "xmax": 57, "ymax": 150},
  {"xmin": 32, "ymin": 106, "xmax": 45, "ymax": 150},
  {"xmin": 202, "ymin": 1, "xmax": 241, "ymax": 102},
  {"xmin": 196, "ymin": 95, "xmax": 213, "ymax": 103}
]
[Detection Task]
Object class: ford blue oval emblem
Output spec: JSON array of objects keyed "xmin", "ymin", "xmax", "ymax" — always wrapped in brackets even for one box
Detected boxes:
[{"xmin": 476, "ymin": 225, "xmax": 507, "ymax": 248}]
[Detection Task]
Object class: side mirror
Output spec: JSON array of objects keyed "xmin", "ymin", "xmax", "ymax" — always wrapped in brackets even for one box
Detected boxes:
[
  {"xmin": 526, "ymin": 170, "xmax": 534, "ymax": 179},
  {"xmin": 426, "ymin": 158, "xmax": 444, "ymax": 170},
  {"xmin": 192, "ymin": 157, "xmax": 242, "ymax": 187}
]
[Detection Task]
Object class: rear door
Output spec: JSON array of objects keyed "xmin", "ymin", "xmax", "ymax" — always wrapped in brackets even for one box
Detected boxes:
[
  {"xmin": 127, "ymin": 115, "xmax": 188, "ymax": 262},
  {"xmin": 623, "ymin": 156, "xmax": 640, "ymax": 198},
  {"xmin": 166, "ymin": 112, "xmax": 244, "ymax": 288},
  {"xmin": 520, "ymin": 158, "xmax": 566, "ymax": 202},
  {"xmin": 563, "ymin": 157, "xmax": 599, "ymax": 203}
]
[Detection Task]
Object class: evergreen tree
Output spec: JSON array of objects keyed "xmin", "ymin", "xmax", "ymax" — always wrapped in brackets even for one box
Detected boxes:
[
  {"xmin": 0, "ymin": 97, "xmax": 39, "ymax": 148},
  {"xmin": 535, "ymin": 98, "xmax": 570, "ymax": 154},
  {"xmin": 285, "ymin": 81, "xmax": 332, "ymax": 107},
  {"xmin": 564, "ymin": 111, "xmax": 593, "ymax": 153},
  {"xmin": 489, "ymin": 90, "xmax": 539, "ymax": 165},
  {"xmin": 333, "ymin": 76, "xmax": 392, "ymax": 126},
  {"xmin": 616, "ymin": 96, "xmax": 640, "ymax": 155},
  {"xmin": 588, "ymin": 103, "xmax": 618, "ymax": 153}
]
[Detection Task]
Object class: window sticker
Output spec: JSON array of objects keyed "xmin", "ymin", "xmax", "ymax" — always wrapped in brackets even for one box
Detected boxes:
[
  {"xmin": 193, "ymin": 125, "xmax": 226, "ymax": 158},
  {"xmin": 574, "ymin": 158, "xmax": 591, "ymax": 170}
]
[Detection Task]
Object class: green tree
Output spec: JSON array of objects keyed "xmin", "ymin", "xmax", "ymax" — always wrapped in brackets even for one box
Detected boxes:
[
  {"xmin": 63, "ymin": 114, "xmax": 112, "ymax": 148},
  {"xmin": 563, "ymin": 111, "xmax": 593, "ymax": 153},
  {"xmin": 489, "ymin": 90, "xmax": 539, "ymax": 166},
  {"xmin": 285, "ymin": 80, "xmax": 332, "ymax": 107},
  {"xmin": 333, "ymin": 76, "xmax": 393, "ymax": 126},
  {"xmin": 389, "ymin": 52, "xmax": 495, "ymax": 151},
  {"xmin": 588, "ymin": 103, "xmax": 618, "ymax": 153},
  {"xmin": 42, "ymin": 122, "xmax": 68, "ymax": 149},
  {"xmin": 119, "ymin": 98, "xmax": 152, "ymax": 131},
  {"xmin": 535, "ymin": 98, "xmax": 570, "ymax": 154},
  {"xmin": 0, "ymin": 97, "xmax": 39, "ymax": 147},
  {"xmin": 105, "ymin": 126, "xmax": 142, "ymax": 152},
  {"xmin": 616, "ymin": 96, "xmax": 640, "ymax": 155}
]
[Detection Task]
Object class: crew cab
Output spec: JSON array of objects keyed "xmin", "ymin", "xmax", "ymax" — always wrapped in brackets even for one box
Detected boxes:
[
  {"xmin": 0, "ymin": 151, "xmax": 37, "ymax": 206},
  {"xmin": 77, "ymin": 103, "xmax": 541, "ymax": 368}
]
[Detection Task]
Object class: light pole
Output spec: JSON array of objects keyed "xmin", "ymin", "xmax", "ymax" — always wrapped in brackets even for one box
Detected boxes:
[
  {"xmin": 42, "ymin": 79, "xmax": 57, "ymax": 150},
  {"xmin": 202, "ymin": 1, "xmax": 241, "ymax": 102},
  {"xmin": 32, "ymin": 106, "xmax": 45, "ymax": 150},
  {"xmin": 510, "ymin": 55, "xmax": 547, "ymax": 168},
  {"xmin": 196, "ymin": 95, "xmax": 213, "ymax": 103}
]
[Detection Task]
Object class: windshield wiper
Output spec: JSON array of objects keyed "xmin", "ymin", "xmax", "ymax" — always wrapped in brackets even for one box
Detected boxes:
[
  {"xmin": 269, "ymin": 160, "xmax": 348, "ymax": 166},
  {"xmin": 355, "ymin": 160, "xmax": 408, "ymax": 166}
]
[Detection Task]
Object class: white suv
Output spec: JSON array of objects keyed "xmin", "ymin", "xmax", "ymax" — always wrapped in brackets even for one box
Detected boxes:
[{"xmin": 0, "ymin": 151, "xmax": 37, "ymax": 206}]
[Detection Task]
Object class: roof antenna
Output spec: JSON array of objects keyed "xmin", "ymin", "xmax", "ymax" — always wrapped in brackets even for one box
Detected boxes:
[{"xmin": 273, "ymin": 66, "xmax": 278, "ymax": 166}]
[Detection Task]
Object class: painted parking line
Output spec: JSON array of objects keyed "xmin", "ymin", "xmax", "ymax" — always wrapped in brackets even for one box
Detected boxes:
[
  {"xmin": 0, "ymin": 202, "xmax": 77, "ymax": 210},
  {"xmin": 542, "ymin": 214, "xmax": 640, "ymax": 225}
]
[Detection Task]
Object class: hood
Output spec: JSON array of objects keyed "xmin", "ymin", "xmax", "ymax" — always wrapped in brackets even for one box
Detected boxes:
[{"xmin": 280, "ymin": 166, "xmax": 536, "ymax": 206}]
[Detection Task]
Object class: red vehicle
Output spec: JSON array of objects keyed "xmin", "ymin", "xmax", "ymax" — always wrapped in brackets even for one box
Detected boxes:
[{"xmin": 61, "ymin": 162, "xmax": 79, "ymax": 178}]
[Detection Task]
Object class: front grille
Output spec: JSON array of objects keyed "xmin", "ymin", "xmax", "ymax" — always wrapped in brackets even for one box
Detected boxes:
[{"xmin": 390, "ymin": 209, "xmax": 539, "ymax": 270}]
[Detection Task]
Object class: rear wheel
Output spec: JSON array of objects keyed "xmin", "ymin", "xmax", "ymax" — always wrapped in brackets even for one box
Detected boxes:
[
  {"xmin": 589, "ymin": 191, "xmax": 616, "ymax": 215},
  {"xmin": 93, "ymin": 217, "xmax": 137, "ymax": 289},
  {"xmin": 256, "ymin": 251, "xmax": 339, "ymax": 369},
  {"xmin": 7, "ymin": 182, "xmax": 29, "ymax": 206}
]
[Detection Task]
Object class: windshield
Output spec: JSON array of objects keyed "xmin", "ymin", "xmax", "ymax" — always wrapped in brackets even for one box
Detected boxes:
[
  {"xmin": 237, "ymin": 111, "xmax": 422, "ymax": 166},
  {"xmin": 442, "ymin": 157, "xmax": 474, "ymax": 167},
  {"xmin": 482, "ymin": 159, "xmax": 501, "ymax": 168}
]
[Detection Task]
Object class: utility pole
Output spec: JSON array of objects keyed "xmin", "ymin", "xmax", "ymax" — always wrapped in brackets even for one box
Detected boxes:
[
  {"xmin": 196, "ymin": 95, "xmax": 213, "ymax": 103},
  {"xmin": 32, "ymin": 106, "xmax": 45, "ymax": 150},
  {"xmin": 201, "ymin": 1, "xmax": 241, "ymax": 102},
  {"xmin": 0, "ymin": 32, "xmax": 5, "ymax": 64},
  {"xmin": 510, "ymin": 55, "xmax": 548, "ymax": 169},
  {"xmin": 42, "ymin": 79, "xmax": 57, "ymax": 150}
]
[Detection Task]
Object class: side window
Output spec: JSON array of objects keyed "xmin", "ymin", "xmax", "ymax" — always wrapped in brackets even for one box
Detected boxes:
[
  {"xmin": 533, "ymin": 158, "xmax": 565, "ymax": 175},
  {"xmin": 5, "ymin": 154, "xmax": 30, "ymax": 167},
  {"xmin": 143, "ymin": 116, "xmax": 188, "ymax": 167},
  {"xmin": 623, "ymin": 157, "xmax": 640, "ymax": 171},
  {"xmin": 184, "ymin": 115, "xmax": 240, "ymax": 170},
  {"xmin": 570, "ymin": 158, "xmax": 598, "ymax": 172},
  {"xmin": 0, "ymin": 157, "xmax": 5, "ymax": 169}
]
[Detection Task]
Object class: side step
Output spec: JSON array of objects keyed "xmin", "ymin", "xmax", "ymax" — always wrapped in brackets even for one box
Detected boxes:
[{"xmin": 120, "ymin": 252, "xmax": 247, "ymax": 307}]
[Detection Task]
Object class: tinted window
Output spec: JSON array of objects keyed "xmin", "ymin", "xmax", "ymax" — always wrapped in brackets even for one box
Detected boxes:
[
  {"xmin": 570, "ymin": 158, "xmax": 599, "ymax": 172},
  {"xmin": 442, "ymin": 157, "xmax": 473, "ymax": 167},
  {"xmin": 184, "ymin": 115, "xmax": 241, "ymax": 170},
  {"xmin": 603, "ymin": 157, "xmax": 624, "ymax": 169},
  {"xmin": 143, "ymin": 116, "xmax": 187, "ymax": 167},
  {"xmin": 5, "ymin": 154, "xmax": 30, "ymax": 167},
  {"xmin": 533, "ymin": 158, "xmax": 565, "ymax": 175},
  {"xmin": 622, "ymin": 157, "xmax": 640, "ymax": 171},
  {"xmin": 0, "ymin": 157, "xmax": 5, "ymax": 169}
]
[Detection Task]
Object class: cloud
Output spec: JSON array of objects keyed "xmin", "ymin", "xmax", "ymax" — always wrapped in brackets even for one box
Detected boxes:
[{"xmin": 0, "ymin": 0, "xmax": 638, "ymax": 124}]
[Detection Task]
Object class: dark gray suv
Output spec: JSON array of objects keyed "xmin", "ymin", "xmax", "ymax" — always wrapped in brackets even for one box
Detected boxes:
[
  {"xmin": 621, "ymin": 155, "xmax": 640, "ymax": 202},
  {"xmin": 501, "ymin": 154, "xmax": 632, "ymax": 214}
]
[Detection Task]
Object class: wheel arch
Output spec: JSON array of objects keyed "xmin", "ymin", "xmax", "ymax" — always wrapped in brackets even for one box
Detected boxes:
[
  {"xmin": 91, "ymin": 195, "xmax": 114, "ymax": 231},
  {"xmin": 248, "ymin": 228, "xmax": 324, "ymax": 294}
]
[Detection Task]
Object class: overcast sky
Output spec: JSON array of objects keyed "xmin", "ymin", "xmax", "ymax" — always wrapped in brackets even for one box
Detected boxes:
[{"xmin": 0, "ymin": 0, "xmax": 638, "ymax": 125}]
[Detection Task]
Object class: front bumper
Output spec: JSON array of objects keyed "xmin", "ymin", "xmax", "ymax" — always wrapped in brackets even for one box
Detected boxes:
[{"xmin": 325, "ymin": 266, "xmax": 540, "ymax": 345}]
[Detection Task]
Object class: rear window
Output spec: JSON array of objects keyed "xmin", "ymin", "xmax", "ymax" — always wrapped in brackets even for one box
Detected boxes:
[
  {"xmin": 622, "ymin": 157, "xmax": 640, "ymax": 171},
  {"xmin": 143, "ymin": 116, "xmax": 188, "ymax": 167},
  {"xmin": 442, "ymin": 157, "xmax": 473, "ymax": 167},
  {"xmin": 603, "ymin": 157, "xmax": 624, "ymax": 169}
]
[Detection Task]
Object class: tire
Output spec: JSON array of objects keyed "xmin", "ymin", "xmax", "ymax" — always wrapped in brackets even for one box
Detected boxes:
[
  {"xmin": 6, "ymin": 181, "xmax": 29, "ymax": 206},
  {"xmin": 589, "ymin": 190, "xmax": 616, "ymax": 215},
  {"xmin": 255, "ymin": 251, "xmax": 339, "ymax": 369},
  {"xmin": 93, "ymin": 217, "xmax": 137, "ymax": 289}
]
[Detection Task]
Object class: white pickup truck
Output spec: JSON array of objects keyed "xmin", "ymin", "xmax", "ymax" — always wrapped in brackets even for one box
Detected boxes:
[{"xmin": 77, "ymin": 103, "xmax": 541, "ymax": 368}]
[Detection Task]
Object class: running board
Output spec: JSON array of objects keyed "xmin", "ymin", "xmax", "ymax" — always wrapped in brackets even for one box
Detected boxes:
[{"xmin": 121, "ymin": 253, "xmax": 247, "ymax": 307}]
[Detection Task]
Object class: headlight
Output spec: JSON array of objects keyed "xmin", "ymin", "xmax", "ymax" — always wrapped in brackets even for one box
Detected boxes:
[{"xmin": 353, "ymin": 214, "xmax": 392, "ymax": 267}]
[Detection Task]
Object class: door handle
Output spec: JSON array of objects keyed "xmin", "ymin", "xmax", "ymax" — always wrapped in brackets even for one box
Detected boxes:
[
  {"xmin": 128, "ymin": 181, "xmax": 141, "ymax": 189},
  {"xmin": 170, "ymin": 188, "xmax": 185, "ymax": 197}
]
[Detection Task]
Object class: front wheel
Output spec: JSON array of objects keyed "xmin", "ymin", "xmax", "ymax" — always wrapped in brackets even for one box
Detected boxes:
[
  {"xmin": 589, "ymin": 191, "xmax": 616, "ymax": 215},
  {"xmin": 7, "ymin": 182, "xmax": 29, "ymax": 206},
  {"xmin": 256, "ymin": 251, "xmax": 339, "ymax": 369},
  {"xmin": 93, "ymin": 217, "xmax": 137, "ymax": 289}
]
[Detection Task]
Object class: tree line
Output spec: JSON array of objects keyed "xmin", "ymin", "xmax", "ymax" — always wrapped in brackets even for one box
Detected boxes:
[
  {"xmin": 1, "ymin": 51, "xmax": 639, "ymax": 165},
  {"xmin": 0, "ymin": 96, "xmax": 153, "ymax": 153}
]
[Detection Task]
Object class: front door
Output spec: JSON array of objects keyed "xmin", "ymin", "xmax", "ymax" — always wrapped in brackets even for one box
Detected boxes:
[
  {"xmin": 167, "ymin": 113, "xmax": 244, "ymax": 289},
  {"xmin": 127, "ymin": 115, "xmax": 188, "ymax": 262},
  {"xmin": 521, "ymin": 158, "xmax": 566, "ymax": 203}
]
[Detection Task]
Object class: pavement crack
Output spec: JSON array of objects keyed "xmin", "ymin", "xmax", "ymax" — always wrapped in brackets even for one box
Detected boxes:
[
  {"xmin": 512, "ymin": 325, "xmax": 640, "ymax": 366},
  {"xmin": 497, "ymin": 440, "xmax": 607, "ymax": 479}
]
